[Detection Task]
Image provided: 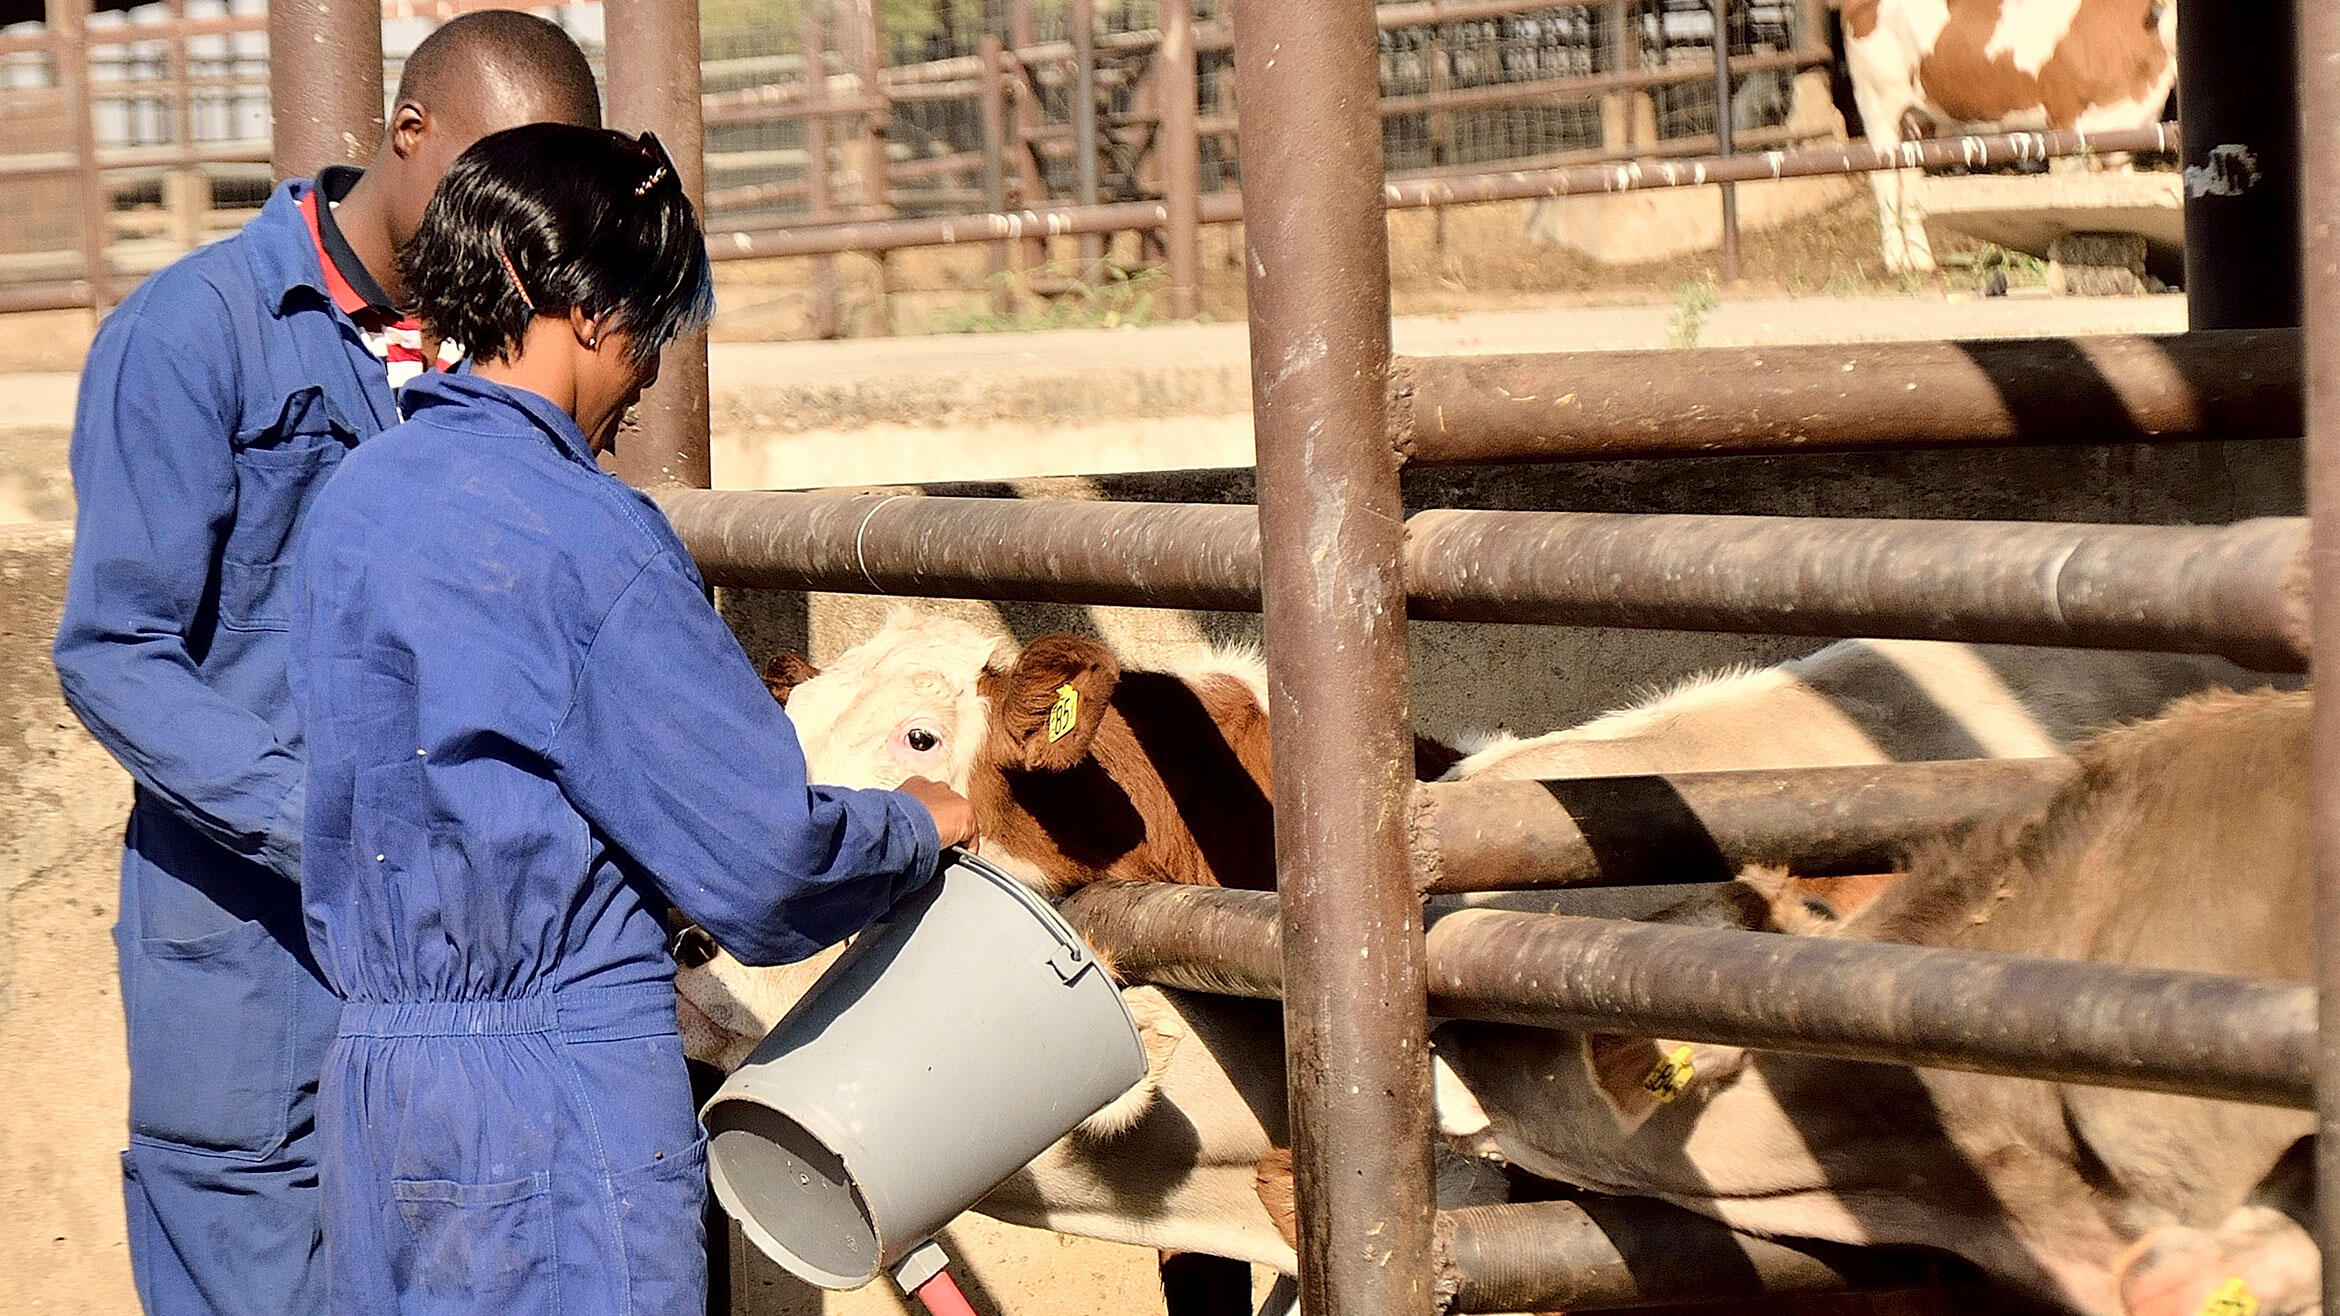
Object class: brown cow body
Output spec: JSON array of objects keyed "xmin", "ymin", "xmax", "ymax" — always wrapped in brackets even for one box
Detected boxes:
[
  {"xmin": 1440, "ymin": 689, "xmax": 2318, "ymax": 1316},
  {"xmin": 1841, "ymin": 0, "xmax": 2177, "ymax": 272}
]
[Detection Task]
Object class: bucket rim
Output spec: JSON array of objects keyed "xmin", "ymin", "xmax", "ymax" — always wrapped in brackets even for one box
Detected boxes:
[{"xmin": 705, "ymin": 1095, "xmax": 887, "ymax": 1290}]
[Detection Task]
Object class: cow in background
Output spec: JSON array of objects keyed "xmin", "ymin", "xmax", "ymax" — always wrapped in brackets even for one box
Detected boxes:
[
  {"xmin": 1840, "ymin": 0, "xmax": 2178, "ymax": 272},
  {"xmin": 1439, "ymin": 688, "xmax": 2318, "ymax": 1316}
]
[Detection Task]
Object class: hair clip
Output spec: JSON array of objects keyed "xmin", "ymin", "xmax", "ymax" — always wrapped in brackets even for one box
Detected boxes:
[
  {"xmin": 632, "ymin": 129, "xmax": 676, "ymax": 199},
  {"xmin": 496, "ymin": 241, "xmax": 535, "ymax": 312}
]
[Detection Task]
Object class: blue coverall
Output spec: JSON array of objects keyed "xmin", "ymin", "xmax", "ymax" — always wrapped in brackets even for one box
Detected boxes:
[
  {"xmin": 290, "ymin": 370, "xmax": 942, "ymax": 1315},
  {"xmin": 53, "ymin": 178, "xmax": 403, "ymax": 1316}
]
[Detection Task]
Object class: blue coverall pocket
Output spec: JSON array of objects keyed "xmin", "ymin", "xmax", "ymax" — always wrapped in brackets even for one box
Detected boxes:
[
  {"xmin": 125, "ymin": 917, "xmax": 295, "ymax": 1158},
  {"xmin": 222, "ymin": 389, "xmax": 350, "ymax": 631},
  {"xmin": 392, "ymin": 1171, "xmax": 556, "ymax": 1316},
  {"xmin": 607, "ymin": 1134, "xmax": 710, "ymax": 1316}
]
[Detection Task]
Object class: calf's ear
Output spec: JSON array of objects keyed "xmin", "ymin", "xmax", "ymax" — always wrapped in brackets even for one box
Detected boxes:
[
  {"xmin": 987, "ymin": 634, "xmax": 1120, "ymax": 771},
  {"xmin": 1582, "ymin": 1034, "xmax": 1738, "ymax": 1135},
  {"xmin": 762, "ymin": 652, "xmax": 822, "ymax": 706}
]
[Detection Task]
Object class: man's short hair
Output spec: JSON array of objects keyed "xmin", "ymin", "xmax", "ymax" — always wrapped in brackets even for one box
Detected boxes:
[{"xmin": 397, "ymin": 10, "xmax": 601, "ymax": 128}]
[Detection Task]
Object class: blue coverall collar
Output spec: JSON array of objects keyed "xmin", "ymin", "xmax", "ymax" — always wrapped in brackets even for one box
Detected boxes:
[
  {"xmin": 399, "ymin": 370, "xmax": 605, "ymax": 471},
  {"xmin": 244, "ymin": 177, "xmax": 341, "ymax": 319}
]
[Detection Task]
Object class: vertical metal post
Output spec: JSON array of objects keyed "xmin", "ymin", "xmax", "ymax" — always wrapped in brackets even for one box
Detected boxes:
[
  {"xmin": 1428, "ymin": 0, "xmax": 1450, "ymax": 259},
  {"xmin": 265, "ymin": 0, "xmax": 382, "ymax": 182},
  {"xmin": 165, "ymin": 0, "xmax": 204, "ymax": 251},
  {"xmin": 1007, "ymin": 0, "xmax": 1047, "ymax": 273},
  {"xmin": 1071, "ymin": 0, "xmax": 1103, "ymax": 280},
  {"xmin": 850, "ymin": 0, "xmax": 890, "ymax": 218},
  {"xmin": 1159, "ymin": 0, "xmax": 1199, "ymax": 318},
  {"xmin": 978, "ymin": 31, "xmax": 1016, "ymax": 314},
  {"xmin": 53, "ymin": 0, "xmax": 112, "ymax": 309},
  {"xmin": 2302, "ymin": 9, "xmax": 2340, "ymax": 1311},
  {"xmin": 1711, "ymin": 0, "xmax": 1740, "ymax": 283},
  {"xmin": 605, "ymin": 0, "xmax": 712, "ymax": 488},
  {"xmin": 849, "ymin": 0, "xmax": 892, "ymax": 332},
  {"xmin": 804, "ymin": 2, "xmax": 843, "ymax": 339},
  {"xmin": 1235, "ymin": 3, "xmax": 1434, "ymax": 1316},
  {"xmin": 2180, "ymin": 0, "xmax": 2299, "ymax": 329}
]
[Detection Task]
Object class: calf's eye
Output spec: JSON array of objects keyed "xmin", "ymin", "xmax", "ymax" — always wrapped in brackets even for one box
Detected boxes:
[{"xmin": 906, "ymin": 729, "xmax": 940, "ymax": 752}]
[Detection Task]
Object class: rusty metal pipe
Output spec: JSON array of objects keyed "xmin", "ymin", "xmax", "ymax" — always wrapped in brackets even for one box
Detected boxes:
[
  {"xmin": 605, "ymin": 0, "xmax": 711, "ymax": 489},
  {"xmin": 708, "ymin": 127, "xmax": 2164, "ymax": 262},
  {"xmin": 1382, "ymin": 122, "xmax": 2177, "ymax": 207},
  {"xmin": 1235, "ymin": 0, "xmax": 1435, "ymax": 1309},
  {"xmin": 658, "ymin": 492, "xmax": 2308, "ymax": 667},
  {"xmin": 1437, "ymin": 1198, "xmax": 1941, "ymax": 1314},
  {"xmin": 1057, "ymin": 885, "xmax": 2318, "ymax": 1109},
  {"xmin": 653, "ymin": 489, "xmax": 1261, "ymax": 608},
  {"xmin": 1158, "ymin": 0, "xmax": 1201, "ymax": 319},
  {"xmin": 1392, "ymin": 329, "xmax": 2304, "ymax": 464},
  {"xmin": 1412, "ymin": 758, "xmax": 2076, "ymax": 894},
  {"xmin": 2295, "ymin": 0, "xmax": 2340, "ymax": 1303},
  {"xmin": 1403, "ymin": 511, "xmax": 2310, "ymax": 671},
  {"xmin": 264, "ymin": 0, "xmax": 382, "ymax": 182},
  {"xmin": 55, "ymin": 0, "xmax": 111, "ymax": 308},
  {"xmin": 715, "ymin": 195, "xmax": 1241, "ymax": 259}
]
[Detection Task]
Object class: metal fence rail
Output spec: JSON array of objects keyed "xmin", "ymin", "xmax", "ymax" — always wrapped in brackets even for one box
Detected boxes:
[
  {"xmin": 654, "ymin": 490, "xmax": 2311, "ymax": 670},
  {"xmin": 1393, "ymin": 327, "xmax": 2300, "ymax": 463},
  {"xmin": 1058, "ymin": 883, "xmax": 2319, "ymax": 1109},
  {"xmin": 709, "ymin": 121, "xmax": 2178, "ymax": 262}
]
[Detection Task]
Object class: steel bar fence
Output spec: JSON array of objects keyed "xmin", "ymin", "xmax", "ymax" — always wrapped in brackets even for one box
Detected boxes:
[
  {"xmin": 1056, "ymin": 884, "xmax": 2319, "ymax": 1109},
  {"xmin": 2295, "ymin": 1, "xmax": 2339, "ymax": 1307},
  {"xmin": 708, "ymin": 123, "xmax": 2177, "ymax": 261},
  {"xmin": 1392, "ymin": 328, "xmax": 2301, "ymax": 464},
  {"xmin": 652, "ymin": 490, "xmax": 2311, "ymax": 671},
  {"xmin": 605, "ymin": 0, "xmax": 711, "ymax": 489},
  {"xmin": 263, "ymin": 0, "xmax": 381, "ymax": 181},
  {"xmin": 1233, "ymin": 0, "xmax": 1436, "ymax": 1310}
]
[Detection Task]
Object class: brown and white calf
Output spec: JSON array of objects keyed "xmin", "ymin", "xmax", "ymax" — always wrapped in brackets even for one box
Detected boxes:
[
  {"xmin": 1841, "ymin": 0, "xmax": 2178, "ymax": 272},
  {"xmin": 1439, "ymin": 688, "xmax": 2317, "ymax": 1316},
  {"xmin": 676, "ymin": 615, "xmax": 2267, "ymax": 1281}
]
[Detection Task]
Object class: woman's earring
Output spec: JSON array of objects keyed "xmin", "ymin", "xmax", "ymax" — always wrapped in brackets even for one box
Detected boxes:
[{"xmin": 586, "ymin": 335, "xmax": 599, "ymax": 349}]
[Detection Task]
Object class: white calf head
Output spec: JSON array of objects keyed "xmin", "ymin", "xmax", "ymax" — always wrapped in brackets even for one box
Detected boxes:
[{"xmin": 772, "ymin": 610, "xmax": 1012, "ymax": 792}]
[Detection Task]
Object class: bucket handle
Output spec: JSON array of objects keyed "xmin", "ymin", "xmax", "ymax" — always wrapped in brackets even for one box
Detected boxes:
[{"xmin": 947, "ymin": 848, "xmax": 1099, "ymax": 985}]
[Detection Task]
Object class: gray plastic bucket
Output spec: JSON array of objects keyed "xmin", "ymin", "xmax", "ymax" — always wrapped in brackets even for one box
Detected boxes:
[{"xmin": 702, "ymin": 850, "xmax": 1148, "ymax": 1290}]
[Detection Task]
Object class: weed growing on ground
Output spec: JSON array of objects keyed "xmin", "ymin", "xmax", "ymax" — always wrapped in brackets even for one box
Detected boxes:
[
  {"xmin": 1667, "ymin": 276, "xmax": 1719, "ymax": 348},
  {"xmin": 925, "ymin": 266, "xmax": 1169, "ymax": 334}
]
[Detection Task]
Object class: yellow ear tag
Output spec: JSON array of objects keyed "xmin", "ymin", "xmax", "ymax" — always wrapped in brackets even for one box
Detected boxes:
[
  {"xmin": 1046, "ymin": 684, "xmax": 1080, "ymax": 743},
  {"xmin": 2201, "ymin": 1278, "xmax": 2258, "ymax": 1316},
  {"xmin": 1641, "ymin": 1045, "xmax": 1696, "ymax": 1103}
]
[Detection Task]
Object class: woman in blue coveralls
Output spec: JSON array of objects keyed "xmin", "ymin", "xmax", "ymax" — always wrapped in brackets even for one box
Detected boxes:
[{"xmin": 289, "ymin": 123, "xmax": 978, "ymax": 1315}]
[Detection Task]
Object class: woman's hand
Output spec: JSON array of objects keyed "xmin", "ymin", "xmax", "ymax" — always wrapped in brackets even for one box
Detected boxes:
[{"xmin": 898, "ymin": 776, "xmax": 978, "ymax": 850}]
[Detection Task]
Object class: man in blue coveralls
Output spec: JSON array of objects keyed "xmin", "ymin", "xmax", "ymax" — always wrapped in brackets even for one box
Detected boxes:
[{"xmin": 51, "ymin": 14, "xmax": 601, "ymax": 1314}]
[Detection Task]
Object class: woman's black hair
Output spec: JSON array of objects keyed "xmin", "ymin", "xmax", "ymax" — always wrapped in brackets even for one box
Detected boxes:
[{"xmin": 398, "ymin": 123, "xmax": 714, "ymax": 365}]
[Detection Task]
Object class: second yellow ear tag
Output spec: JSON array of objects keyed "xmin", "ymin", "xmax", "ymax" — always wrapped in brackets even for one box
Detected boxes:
[
  {"xmin": 1047, "ymin": 684, "xmax": 1080, "ymax": 743},
  {"xmin": 1641, "ymin": 1045, "xmax": 1696, "ymax": 1103},
  {"xmin": 2201, "ymin": 1278, "xmax": 2258, "ymax": 1316}
]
